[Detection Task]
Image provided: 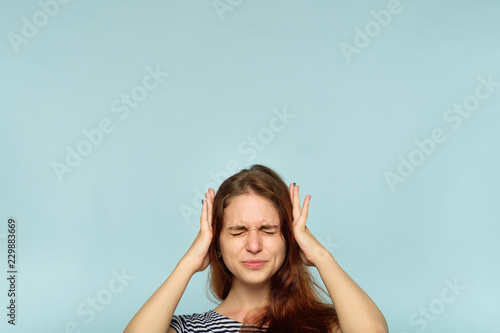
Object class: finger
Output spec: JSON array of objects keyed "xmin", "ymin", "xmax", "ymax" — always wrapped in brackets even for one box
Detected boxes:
[
  {"xmin": 289, "ymin": 183, "xmax": 295, "ymax": 202},
  {"xmin": 207, "ymin": 189, "xmax": 214, "ymax": 231},
  {"xmin": 200, "ymin": 196, "xmax": 207, "ymax": 229},
  {"xmin": 298, "ymin": 195, "xmax": 311, "ymax": 227},
  {"xmin": 200, "ymin": 191, "xmax": 212, "ymax": 232},
  {"xmin": 292, "ymin": 185, "xmax": 302, "ymax": 222}
]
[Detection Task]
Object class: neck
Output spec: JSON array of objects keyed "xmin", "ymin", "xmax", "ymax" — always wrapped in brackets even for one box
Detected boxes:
[{"xmin": 216, "ymin": 280, "xmax": 272, "ymax": 322}]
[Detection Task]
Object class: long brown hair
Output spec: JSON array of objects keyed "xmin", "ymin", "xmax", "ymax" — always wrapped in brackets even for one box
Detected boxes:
[{"xmin": 208, "ymin": 164, "xmax": 339, "ymax": 332}]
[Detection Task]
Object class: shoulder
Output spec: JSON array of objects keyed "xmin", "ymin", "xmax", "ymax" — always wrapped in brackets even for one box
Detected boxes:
[{"xmin": 170, "ymin": 310, "xmax": 243, "ymax": 333}]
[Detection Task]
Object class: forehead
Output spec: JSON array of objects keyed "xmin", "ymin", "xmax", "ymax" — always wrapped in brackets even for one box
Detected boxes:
[{"xmin": 223, "ymin": 194, "xmax": 280, "ymax": 227}]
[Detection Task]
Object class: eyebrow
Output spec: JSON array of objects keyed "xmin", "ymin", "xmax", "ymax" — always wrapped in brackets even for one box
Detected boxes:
[{"xmin": 227, "ymin": 225, "xmax": 279, "ymax": 231}]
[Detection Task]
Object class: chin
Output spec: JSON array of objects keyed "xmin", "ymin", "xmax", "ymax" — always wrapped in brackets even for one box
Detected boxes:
[{"xmin": 235, "ymin": 271, "xmax": 276, "ymax": 286}]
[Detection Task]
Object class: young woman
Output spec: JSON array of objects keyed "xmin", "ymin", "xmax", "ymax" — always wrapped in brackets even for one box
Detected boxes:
[{"xmin": 124, "ymin": 165, "xmax": 388, "ymax": 333}]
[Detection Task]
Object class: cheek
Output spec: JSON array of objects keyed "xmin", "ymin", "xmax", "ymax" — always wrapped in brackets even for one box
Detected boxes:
[
  {"xmin": 219, "ymin": 236, "xmax": 241, "ymax": 257},
  {"xmin": 273, "ymin": 237, "xmax": 287, "ymax": 261}
]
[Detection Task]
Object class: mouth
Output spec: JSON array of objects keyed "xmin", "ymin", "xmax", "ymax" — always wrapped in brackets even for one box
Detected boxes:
[{"xmin": 241, "ymin": 260, "xmax": 267, "ymax": 269}]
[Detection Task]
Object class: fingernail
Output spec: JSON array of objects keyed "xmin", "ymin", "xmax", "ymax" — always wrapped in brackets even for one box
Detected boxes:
[
  {"xmin": 293, "ymin": 182, "xmax": 296, "ymax": 186},
  {"xmin": 201, "ymin": 199, "xmax": 204, "ymax": 205}
]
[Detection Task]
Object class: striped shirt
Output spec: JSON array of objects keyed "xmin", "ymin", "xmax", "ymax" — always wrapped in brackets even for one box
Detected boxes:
[{"xmin": 170, "ymin": 310, "xmax": 263, "ymax": 333}]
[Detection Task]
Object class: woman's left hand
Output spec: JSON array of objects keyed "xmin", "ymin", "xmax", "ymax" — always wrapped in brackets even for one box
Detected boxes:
[{"xmin": 289, "ymin": 183, "xmax": 331, "ymax": 267}]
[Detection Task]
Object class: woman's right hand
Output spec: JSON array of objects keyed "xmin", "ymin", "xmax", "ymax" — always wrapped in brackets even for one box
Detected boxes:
[
  {"xmin": 123, "ymin": 188, "xmax": 216, "ymax": 333},
  {"xmin": 180, "ymin": 188, "xmax": 215, "ymax": 274}
]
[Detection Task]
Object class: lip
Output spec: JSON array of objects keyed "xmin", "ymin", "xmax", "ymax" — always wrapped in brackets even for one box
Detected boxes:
[{"xmin": 242, "ymin": 260, "xmax": 267, "ymax": 269}]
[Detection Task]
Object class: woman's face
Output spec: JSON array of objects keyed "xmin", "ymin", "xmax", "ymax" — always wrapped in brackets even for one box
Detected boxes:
[{"xmin": 218, "ymin": 193, "xmax": 287, "ymax": 289}]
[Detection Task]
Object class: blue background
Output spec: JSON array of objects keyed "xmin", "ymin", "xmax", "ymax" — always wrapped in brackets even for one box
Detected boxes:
[{"xmin": 1, "ymin": 0, "xmax": 499, "ymax": 332}]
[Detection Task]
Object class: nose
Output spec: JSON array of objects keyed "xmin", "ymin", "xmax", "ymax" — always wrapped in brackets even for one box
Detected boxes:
[{"xmin": 245, "ymin": 229, "xmax": 263, "ymax": 254}]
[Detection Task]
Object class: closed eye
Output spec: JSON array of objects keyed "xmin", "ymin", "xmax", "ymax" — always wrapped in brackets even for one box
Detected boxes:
[
  {"xmin": 228, "ymin": 225, "xmax": 279, "ymax": 236},
  {"xmin": 231, "ymin": 231, "xmax": 276, "ymax": 236}
]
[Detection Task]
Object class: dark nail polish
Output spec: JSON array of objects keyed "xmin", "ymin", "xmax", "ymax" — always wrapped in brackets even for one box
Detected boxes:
[
  {"xmin": 293, "ymin": 182, "xmax": 296, "ymax": 186},
  {"xmin": 201, "ymin": 199, "xmax": 204, "ymax": 205}
]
